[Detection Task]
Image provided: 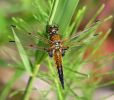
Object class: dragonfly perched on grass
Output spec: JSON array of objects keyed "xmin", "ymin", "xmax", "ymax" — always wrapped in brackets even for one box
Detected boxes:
[{"xmin": 9, "ymin": 19, "xmax": 105, "ymax": 89}]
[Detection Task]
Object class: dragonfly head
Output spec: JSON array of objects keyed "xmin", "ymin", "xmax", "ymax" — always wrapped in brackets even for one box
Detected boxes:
[{"xmin": 47, "ymin": 25, "xmax": 58, "ymax": 35}]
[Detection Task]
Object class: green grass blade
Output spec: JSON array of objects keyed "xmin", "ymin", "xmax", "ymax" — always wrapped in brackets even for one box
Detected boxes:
[
  {"xmin": 86, "ymin": 28, "xmax": 111, "ymax": 61},
  {"xmin": 69, "ymin": 6, "xmax": 86, "ymax": 36},
  {"xmin": 11, "ymin": 26, "xmax": 32, "ymax": 75},
  {"xmin": 68, "ymin": 15, "xmax": 113, "ymax": 43},
  {"xmin": 53, "ymin": 0, "xmax": 79, "ymax": 35},
  {"xmin": 23, "ymin": 64, "xmax": 40, "ymax": 100},
  {"xmin": 86, "ymin": 4, "xmax": 105, "ymax": 28},
  {"xmin": 48, "ymin": 0, "xmax": 59, "ymax": 25}
]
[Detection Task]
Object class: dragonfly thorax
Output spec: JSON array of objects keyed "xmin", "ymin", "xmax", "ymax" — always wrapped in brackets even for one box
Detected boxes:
[{"xmin": 54, "ymin": 41, "xmax": 61, "ymax": 49}]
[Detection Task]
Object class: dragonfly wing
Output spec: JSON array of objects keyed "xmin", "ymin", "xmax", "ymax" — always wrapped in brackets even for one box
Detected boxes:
[
  {"xmin": 65, "ymin": 17, "xmax": 112, "ymax": 45},
  {"xmin": 8, "ymin": 39, "xmax": 46, "ymax": 52},
  {"xmin": 11, "ymin": 17, "xmax": 49, "ymax": 45},
  {"xmin": 28, "ymin": 32, "xmax": 49, "ymax": 44},
  {"xmin": 63, "ymin": 20, "xmax": 102, "ymax": 49},
  {"xmin": 9, "ymin": 26, "xmax": 49, "ymax": 52}
]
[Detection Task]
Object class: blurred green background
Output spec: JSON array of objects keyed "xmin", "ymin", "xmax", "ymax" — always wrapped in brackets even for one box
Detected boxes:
[{"xmin": 0, "ymin": 0, "xmax": 114, "ymax": 100}]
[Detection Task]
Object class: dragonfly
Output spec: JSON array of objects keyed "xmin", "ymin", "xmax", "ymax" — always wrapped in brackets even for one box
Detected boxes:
[{"xmin": 10, "ymin": 21, "xmax": 100, "ymax": 89}]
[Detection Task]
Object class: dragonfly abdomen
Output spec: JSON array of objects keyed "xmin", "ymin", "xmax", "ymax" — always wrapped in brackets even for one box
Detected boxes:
[
  {"xmin": 54, "ymin": 50, "xmax": 64, "ymax": 89},
  {"xmin": 54, "ymin": 50, "xmax": 62, "ymax": 67}
]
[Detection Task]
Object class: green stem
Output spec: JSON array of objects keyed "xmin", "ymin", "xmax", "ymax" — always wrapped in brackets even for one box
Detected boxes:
[
  {"xmin": 23, "ymin": 64, "xmax": 40, "ymax": 100},
  {"xmin": 48, "ymin": 0, "xmax": 59, "ymax": 25}
]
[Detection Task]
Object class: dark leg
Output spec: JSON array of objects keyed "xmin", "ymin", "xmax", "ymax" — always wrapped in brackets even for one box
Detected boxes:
[
  {"xmin": 63, "ymin": 46, "xmax": 69, "ymax": 50},
  {"xmin": 48, "ymin": 50, "xmax": 53, "ymax": 57},
  {"xmin": 62, "ymin": 46, "xmax": 69, "ymax": 56},
  {"xmin": 62, "ymin": 49, "xmax": 65, "ymax": 56},
  {"xmin": 44, "ymin": 48, "xmax": 53, "ymax": 57}
]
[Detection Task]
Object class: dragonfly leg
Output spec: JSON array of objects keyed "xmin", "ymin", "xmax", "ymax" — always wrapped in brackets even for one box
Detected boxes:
[
  {"xmin": 44, "ymin": 48, "xmax": 53, "ymax": 57},
  {"xmin": 62, "ymin": 49, "xmax": 65, "ymax": 56},
  {"xmin": 62, "ymin": 46, "xmax": 69, "ymax": 56},
  {"xmin": 48, "ymin": 50, "xmax": 53, "ymax": 57},
  {"xmin": 63, "ymin": 46, "xmax": 69, "ymax": 50}
]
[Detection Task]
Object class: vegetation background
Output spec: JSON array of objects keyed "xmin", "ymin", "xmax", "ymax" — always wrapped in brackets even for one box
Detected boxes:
[{"xmin": 0, "ymin": 0, "xmax": 114, "ymax": 100}]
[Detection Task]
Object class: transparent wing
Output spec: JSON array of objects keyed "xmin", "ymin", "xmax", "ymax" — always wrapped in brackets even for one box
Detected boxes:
[
  {"xmin": 64, "ymin": 16, "xmax": 112, "ymax": 46},
  {"xmin": 65, "ymin": 20, "xmax": 101, "ymax": 43},
  {"xmin": 55, "ymin": 22, "xmax": 100, "ymax": 57},
  {"xmin": 66, "ymin": 32, "xmax": 100, "ymax": 49},
  {"xmin": 62, "ymin": 20, "xmax": 105, "ymax": 50},
  {"xmin": 9, "ymin": 40, "xmax": 46, "ymax": 52},
  {"xmin": 27, "ymin": 32, "xmax": 49, "ymax": 44},
  {"xmin": 8, "ymin": 25, "xmax": 49, "ymax": 52},
  {"xmin": 11, "ymin": 17, "xmax": 50, "ymax": 44}
]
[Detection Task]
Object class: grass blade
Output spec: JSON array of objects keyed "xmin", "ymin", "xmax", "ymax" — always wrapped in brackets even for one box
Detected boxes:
[
  {"xmin": 23, "ymin": 64, "xmax": 40, "ymax": 100},
  {"xmin": 70, "ymin": 6, "xmax": 87, "ymax": 35},
  {"xmin": 86, "ymin": 4, "xmax": 105, "ymax": 28},
  {"xmin": 48, "ymin": 0, "xmax": 59, "ymax": 25},
  {"xmin": 86, "ymin": 28, "xmax": 111, "ymax": 61},
  {"xmin": 11, "ymin": 26, "xmax": 32, "ymax": 75},
  {"xmin": 53, "ymin": 0, "xmax": 79, "ymax": 35}
]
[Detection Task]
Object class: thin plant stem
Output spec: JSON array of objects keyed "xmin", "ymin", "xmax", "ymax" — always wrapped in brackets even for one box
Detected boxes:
[
  {"xmin": 23, "ymin": 64, "xmax": 40, "ymax": 100},
  {"xmin": 48, "ymin": 0, "xmax": 59, "ymax": 25}
]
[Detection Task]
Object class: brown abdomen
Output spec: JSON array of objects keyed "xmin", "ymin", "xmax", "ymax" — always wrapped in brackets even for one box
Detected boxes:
[{"xmin": 53, "ymin": 50, "xmax": 62, "ymax": 68}]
